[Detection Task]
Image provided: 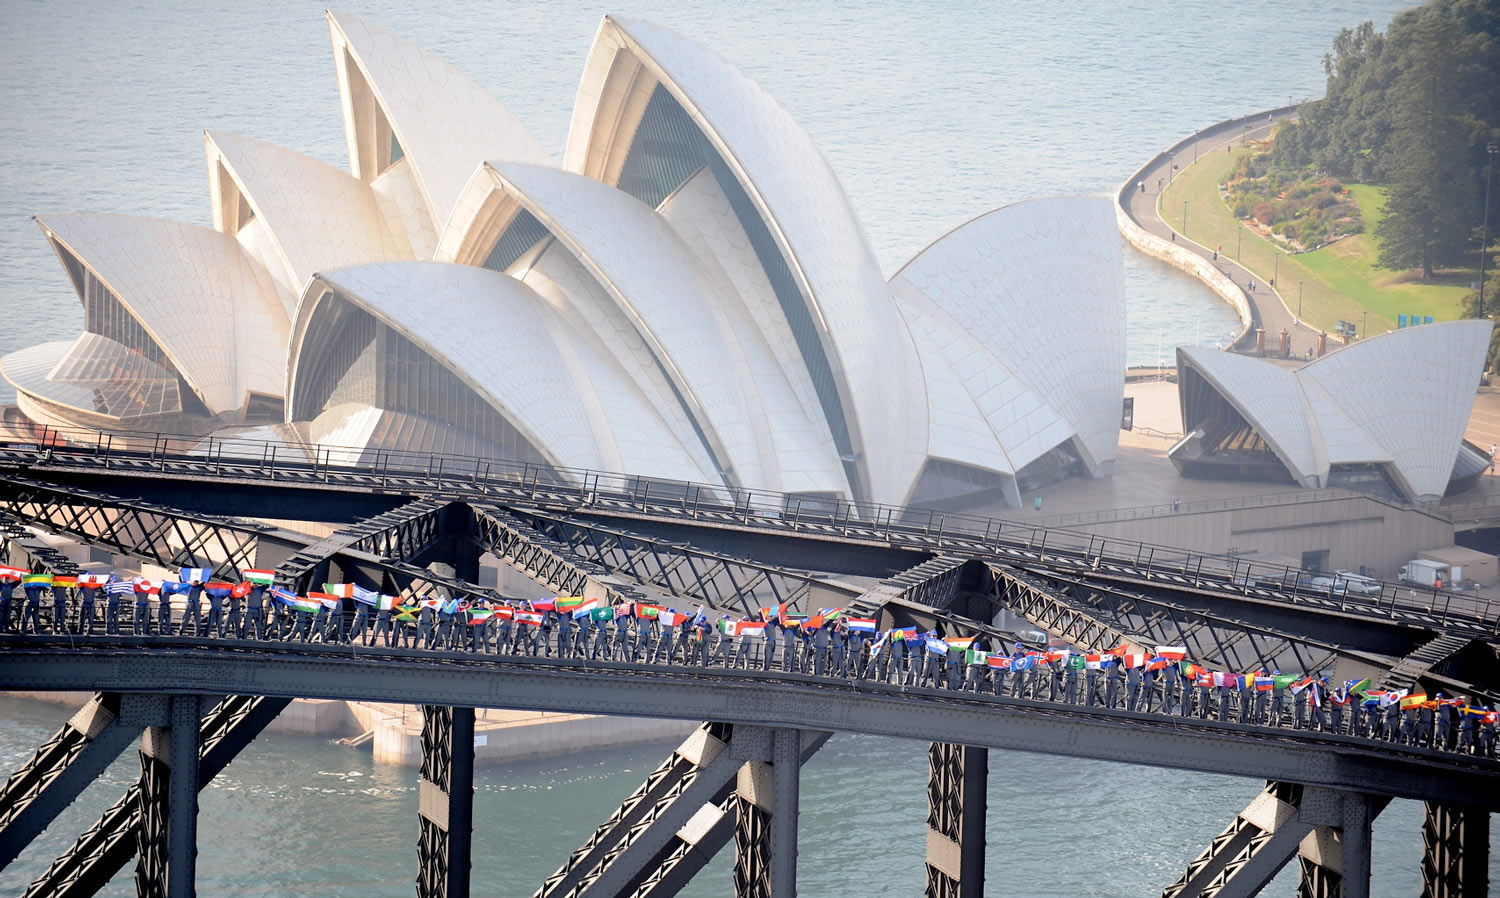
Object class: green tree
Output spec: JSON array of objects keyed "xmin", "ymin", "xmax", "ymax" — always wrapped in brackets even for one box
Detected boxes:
[{"xmin": 1375, "ymin": 8, "xmax": 1480, "ymax": 276}]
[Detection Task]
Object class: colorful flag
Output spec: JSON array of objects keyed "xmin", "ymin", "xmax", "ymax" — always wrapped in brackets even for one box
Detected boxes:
[
  {"xmin": 322, "ymin": 583, "xmax": 354, "ymax": 598},
  {"xmin": 529, "ymin": 597, "xmax": 556, "ymax": 612},
  {"xmin": 759, "ymin": 603, "xmax": 786, "ymax": 623},
  {"xmin": 924, "ymin": 636, "xmax": 950, "ymax": 655},
  {"xmin": 658, "ymin": 611, "xmax": 689, "ymax": 627},
  {"xmin": 307, "ymin": 591, "xmax": 341, "ymax": 611},
  {"xmin": 273, "ymin": 588, "xmax": 320, "ymax": 614},
  {"xmin": 1145, "ymin": 656, "xmax": 1173, "ymax": 671},
  {"xmin": 491, "ymin": 606, "xmax": 514, "ymax": 621},
  {"xmin": 716, "ymin": 618, "xmax": 736, "ymax": 635},
  {"xmin": 636, "ymin": 604, "xmax": 664, "ymax": 620},
  {"xmin": 554, "ymin": 596, "xmax": 586, "ymax": 611},
  {"xmin": 1250, "ymin": 674, "xmax": 1275, "ymax": 693},
  {"xmin": 1211, "ymin": 671, "xmax": 1241, "ymax": 689},
  {"xmin": 230, "ymin": 581, "xmax": 253, "ymax": 598},
  {"xmin": 0, "ymin": 565, "xmax": 29, "ymax": 581},
  {"xmin": 132, "ymin": 578, "xmax": 159, "ymax": 595},
  {"xmin": 591, "ymin": 606, "xmax": 616, "ymax": 623},
  {"xmin": 1272, "ymin": 675, "xmax": 1298, "ymax": 690},
  {"xmin": 179, "ymin": 567, "xmax": 213, "ymax": 584},
  {"xmin": 242, "ymin": 569, "xmax": 276, "ymax": 586},
  {"xmin": 987, "ymin": 655, "xmax": 1013, "ymax": 669},
  {"xmin": 1400, "ymin": 693, "xmax": 1429, "ymax": 710},
  {"xmin": 1085, "ymin": 654, "xmax": 1113, "ymax": 670},
  {"xmin": 807, "ymin": 607, "xmax": 845, "ymax": 629},
  {"xmin": 1290, "ymin": 675, "xmax": 1315, "ymax": 693},
  {"xmin": 1120, "ymin": 653, "xmax": 1147, "ymax": 669},
  {"xmin": 22, "ymin": 573, "xmax": 52, "ymax": 587},
  {"xmin": 735, "ymin": 621, "xmax": 767, "ymax": 638},
  {"xmin": 467, "ymin": 608, "xmax": 494, "ymax": 625},
  {"xmin": 105, "ymin": 580, "xmax": 135, "ymax": 598},
  {"xmin": 1343, "ymin": 678, "xmax": 1371, "ymax": 696},
  {"xmin": 1011, "ymin": 655, "xmax": 1035, "ymax": 671},
  {"xmin": 1044, "ymin": 648, "xmax": 1070, "ymax": 663},
  {"xmin": 204, "ymin": 583, "xmax": 234, "ymax": 598},
  {"xmin": 1153, "ymin": 645, "xmax": 1188, "ymax": 661},
  {"xmin": 514, "ymin": 611, "xmax": 544, "ymax": 626},
  {"xmin": 1195, "ymin": 671, "xmax": 1215, "ymax": 688},
  {"xmin": 570, "ymin": 599, "xmax": 600, "ymax": 619},
  {"xmin": 966, "ymin": 649, "xmax": 989, "ymax": 666},
  {"xmin": 845, "ymin": 618, "xmax": 877, "ymax": 633},
  {"xmin": 1067, "ymin": 653, "xmax": 1087, "ymax": 670},
  {"xmin": 947, "ymin": 636, "xmax": 977, "ymax": 652},
  {"xmin": 393, "ymin": 604, "xmax": 418, "ymax": 623},
  {"xmin": 158, "ymin": 581, "xmax": 190, "ymax": 596},
  {"xmin": 891, "ymin": 627, "xmax": 918, "ymax": 641},
  {"xmin": 50, "ymin": 575, "xmax": 78, "ymax": 588}
]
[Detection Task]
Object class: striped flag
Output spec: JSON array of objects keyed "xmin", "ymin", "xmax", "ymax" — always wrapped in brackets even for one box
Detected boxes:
[
  {"xmin": 273, "ymin": 588, "xmax": 321, "ymax": 614},
  {"xmin": 1400, "ymin": 692, "xmax": 1428, "ymax": 710},
  {"xmin": 1290, "ymin": 675, "xmax": 1315, "ymax": 693},
  {"xmin": 0, "ymin": 565, "xmax": 29, "ymax": 581},
  {"xmin": 947, "ymin": 636, "xmax": 977, "ymax": 652},
  {"xmin": 77, "ymin": 573, "xmax": 111, "ymax": 588},
  {"xmin": 734, "ymin": 621, "xmax": 767, "ymax": 638},
  {"xmin": 716, "ymin": 618, "xmax": 736, "ymax": 636},
  {"xmin": 467, "ymin": 608, "xmax": 494, "ymax": 625},
  {"xmin": 322, "ymin": 583, "xmax": 355, "ymax": 598},
  {"xmin": 531, "ymin": 598, "xmax": 557, "ymax": 612},
  {"xmin": 759, "ymin": 603, "xmax": 786, "ymax": 623},
  {"xmin": 1251, "ymin": 674, "xmax": 1276, "ymax": 693},
  {"xmin": 1344, "ymin": 678, "xmax": 1371, "ymax": 696},
  {"xmin": 658, "ymin": 611, "xmax": 690, "ymax": 627},
  {"xmin": 1119, "ymin": 653, "xmax": 1147, "ymax": 669},
  {"xmin": 924, "ymin": 636, "xmax": 950, "ymax": 655},
  {"xmin": 22, "ymin": 573, "xmax": 52, "ymax": 587},
  {"xmin": 179, "ymin": 567, "xmax": 213, "ymax": 584},
  {"xmin": 105, "ymin": 580, "xmax": 135, "ymax": 598},
  {"xmin": 845, "ymin": 618, "xmax": 877, "ymax": 633},
  {"xmin": 241, "ymin": 569, "xmax": 276, "ymax": 586},
  {"xmin": 491, "ymin": 606, "xmax": 514, "ymax": 621},
  {"xmin": 807, "ymin": 607, "xmax": 844, "ymax": 629},
  {"xmin": 513, "ymin": 611, "xmax": 544, "ymax": 626},
  {"xmin": 1154, "ymin": 645, "xmax": 1188, "ymax": 661},
  {"xmin": 554, "ymin": 596, "xmax": 586, "ymax": 612},
  {"xmin": 204, "ymin": 583, "xmax": 234, "ymax": 598},
  {"xmin": 51, "ymin": 575, "xmax": 79, "ymax": 588},
  {"xmin": 570, "ymin": 599, "xmax": 600, "ymax": 620},
  {"xmin": 987, "ymin": 655, "xmax": 1013, "ymax": 669},
  {"xmin": 1195, "ymin": 670, "xmax": 1214, "ymax": 688}
]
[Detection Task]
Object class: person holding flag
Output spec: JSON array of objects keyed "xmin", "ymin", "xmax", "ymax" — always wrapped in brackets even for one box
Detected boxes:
[
  {"xmin": 49, "ymin": 577, "xmax": 70, "ymax": 634},
  {"xmin": 74, "ymin": 576, "xmax": 98, "ymax": 635},
  {"xmin": 205, "ymin": 581, "xmax": 227, "ymax": 637},
  {"xmin": 103, "ymin": 576, "xmax": 124, "ymax": 635},
  {"xmin": 1328, "ymin": 683, "xmax": 1351, "ymax": 734},
  {"xmin": 245, "ymin": 581, "xmax": 268, "ymax": 640},
  {"xmin": 0, "ymin": 570, "xmax": 17, "ymax": 632},
  {"xmin": 20, "ymin": 574, "xmax": 48, "ymax": 634},
  {"xmin": 180, "ymin": 574, "xmax": 205, "ymax": 637}
]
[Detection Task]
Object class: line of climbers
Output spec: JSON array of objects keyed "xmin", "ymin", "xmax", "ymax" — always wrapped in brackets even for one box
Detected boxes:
[{"xmin": 1, "ymin": 565, "xmax": 1496, "ymax": 758}]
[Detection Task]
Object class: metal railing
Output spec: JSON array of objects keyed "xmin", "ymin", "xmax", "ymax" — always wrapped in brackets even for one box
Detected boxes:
[{"xmin": 1, "ymin": 423, "xmax": 1496, "ymax": 633}]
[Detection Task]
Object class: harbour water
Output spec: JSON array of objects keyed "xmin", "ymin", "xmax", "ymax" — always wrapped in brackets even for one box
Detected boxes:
[{"xmin": 4, "ymin": 1, "xmax": 1494, "ymax": 893}]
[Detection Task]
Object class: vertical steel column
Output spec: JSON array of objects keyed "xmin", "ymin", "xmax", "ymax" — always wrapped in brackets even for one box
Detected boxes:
[
  {"xmin": 1340, "ymin": 793, "xmax": 1372, "ymax": 898},
  {"xmin": 924, "ymin": 743, "xmax": 987, "ymax": 898},
  {"xmin": 134, "ymin": 696, "xmax": 201, "ymax": 898},
  {"xmin": 732, "ymin": 727, "xmax": 803, "ymax": 898},
  {"xmin": 1296, "ymin": 791, "xmax": 1381, "ymax": 898},
  {"xmin": 417, "ymin": 706, "xmax": 474, "ymax": 898},
  {"xmin": 1421, "ymin": 803, "xmax": 1490, "ymax": 898}
]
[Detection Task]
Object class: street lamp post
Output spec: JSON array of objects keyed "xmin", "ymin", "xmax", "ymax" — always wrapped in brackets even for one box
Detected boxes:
[
  {"xmin": 1237, "ymin": 223, "xmax": 1242, "ymax": 260},
  {"xmin": 1298, "ymin": 280, "xmax": 1304, "ymax": 321},
  {"xmin": 1183, "ymin": 200, "xmax": 1188, "ymax": 236},
  {"xmin": 1273, "ymin": 251, "xmax": 1280, "ymax": 287},
  {"xmin": 1480, "ymin": 142, "xmax": 1498, "ymax": 318},
  {"xmin": 1362, "ymin": 310, "xmax": 1368, "ymax": 339}
]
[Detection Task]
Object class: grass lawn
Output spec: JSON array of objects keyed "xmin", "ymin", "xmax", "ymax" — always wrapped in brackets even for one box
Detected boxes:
[{"xmin": 1159, "ymin": 147, "xmax": 1472, "ymax": 336}]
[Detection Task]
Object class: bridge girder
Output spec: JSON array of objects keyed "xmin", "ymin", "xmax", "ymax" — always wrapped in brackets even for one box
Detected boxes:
[{"xmin": 4, "ymin": 642, "xmax": 1495, "ymax": 813}]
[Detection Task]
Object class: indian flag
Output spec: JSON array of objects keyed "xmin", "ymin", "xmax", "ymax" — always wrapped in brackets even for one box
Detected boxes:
[
  {"xmin": 51, "ymin": 575, "xmax": 78, "ymax": 588},
  {"xmin": 947, "ymin": 636, "xmax": 977, "ymax": 651},
  {"xmin": 734, "ymin": 621, "xmax": 766, "ymax": 638},
  {"xmin": 845, "ymin": 617, "xmax": 877, "ymax": 633},
  {"xmin": 22, "ymin": 573, "xmax": 52, "ymax": 587},
  {"xmin": 308, "ymin": 591, "xmax": 341, "ymax": 610},
  {"xmin": 275, "ymin": 591, "xmax": 321, "ymax": 615},
  {"xmin": 570, "ymin": 599, "xmax": 600, "ymax": 620},
  {"xmin": 0, "ymin": 565, "xmax": 29, "ymax": 581},
  {"xmin": 1153, "ymin": 645, "xmax": 1188, "ymax": 661},
  {"xmin": 242, "ymin": 569, "xmax": 275, "ymax": 586}
]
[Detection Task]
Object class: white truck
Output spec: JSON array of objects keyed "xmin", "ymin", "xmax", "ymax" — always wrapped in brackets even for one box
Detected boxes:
[{"xmin": 1399, "ymin": 559, "xmax": 1451, "ymax": 588}]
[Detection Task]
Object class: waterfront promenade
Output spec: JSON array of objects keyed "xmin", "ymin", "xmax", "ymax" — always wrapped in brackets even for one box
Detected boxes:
[{"xmin": 1120, "ymin": 107, "xmax": 1323, "ymax": 359}]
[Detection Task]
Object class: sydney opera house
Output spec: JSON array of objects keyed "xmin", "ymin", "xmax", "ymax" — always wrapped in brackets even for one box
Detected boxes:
[{"xmin": 0, "ymin": 12, "xmax": 1128, "ymax": 510}]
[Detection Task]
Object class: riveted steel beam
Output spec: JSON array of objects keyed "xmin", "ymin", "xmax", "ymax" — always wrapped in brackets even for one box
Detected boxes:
[
  {"xmin": 1420, "ymin": 802, "xmax": 1490, "ymax": 898},
  {"xmin": 418, "ymin": 706, "xmax": 474, "ymax": 898},
  {"xmin": 924, "ymin": 742, "xmax": 986, "ymax": 898}
]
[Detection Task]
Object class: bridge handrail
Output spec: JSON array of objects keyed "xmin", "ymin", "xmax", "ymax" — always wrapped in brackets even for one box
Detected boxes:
[{"xmin": 1, "ymin": 423, "xmax": 1495, "ymax": 633}]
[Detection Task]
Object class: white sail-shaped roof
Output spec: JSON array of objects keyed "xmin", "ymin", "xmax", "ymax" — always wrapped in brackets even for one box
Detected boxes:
[
  {"xmin": 288, "ymin": 262, "xmax": 720, "ymax": 485},
  {"xmin": 479, "ymin": 161, "xmax": 765, "ymax": 488},
  {"xmin": 566, "ymin": 15, "xmax": 916, "ymax": 503},
  {"xmin": 36, "ymin": 213, "xmax": 287, "ymax": 416},
  {"xmin": 204, "ymin": 131, "xmax": 411, "ymax": 309},
  {"xmin": 891, "ymin": 197, "xmax": 1127, "ymax": 476},
  {"xmin": 1177, "ymin": 319, "xmax": 1492, "ymax": 500},
  {"xmin": 326, "ymin": 11, "xmax": 554, "ymax": 241}
]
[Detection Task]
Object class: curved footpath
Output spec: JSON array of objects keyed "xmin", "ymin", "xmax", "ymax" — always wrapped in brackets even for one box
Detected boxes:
[{"xmin": 1118, "ymin": 105, "xmax": 1323, "ymax": 359}]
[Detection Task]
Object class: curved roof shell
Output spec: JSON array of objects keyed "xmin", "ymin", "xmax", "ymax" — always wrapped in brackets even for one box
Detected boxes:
[
  {"xmin": 565, "ymin": 15, "xmax": 915, "ymax": 503},
  {"xmin": 36, "ymin": 213, "xmax": 288, "ymax": 416},
  {"xmin": 287, "ymin": 261, "xmax": 720, "ymax": 486},
  {"xmin": 326, "ymin": 11, "xmax": 554, "ymax": 242},
  {"xmin": 204, "ymin": 131, "xmax": 412, "ymax": 309},
  {"xmin": 889, "ymin": 197, "xmax": 1127, "ymax": 498},
  {"xmin": 1177, "ymin": 319, "xmax": 1492, "ymax": 500}
]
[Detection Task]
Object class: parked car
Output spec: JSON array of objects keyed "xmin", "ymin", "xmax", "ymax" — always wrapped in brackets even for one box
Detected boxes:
[{"xmin": 1334, "ymin": 570, "xmax": 1382, "ymax": 595}]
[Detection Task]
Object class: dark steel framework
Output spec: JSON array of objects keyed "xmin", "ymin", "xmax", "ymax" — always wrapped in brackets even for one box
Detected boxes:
[{"xmin": 1, "ymin": 464, "xmax": 1497, "ymax": 898}]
